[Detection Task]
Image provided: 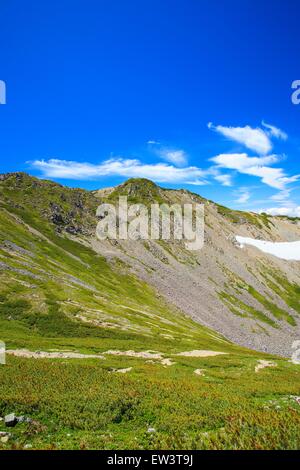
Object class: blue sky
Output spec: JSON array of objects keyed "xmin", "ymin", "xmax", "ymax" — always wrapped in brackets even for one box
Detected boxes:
[{"xmin": 1, "ymin": 0, "xmax": 300, "ymax": 215}]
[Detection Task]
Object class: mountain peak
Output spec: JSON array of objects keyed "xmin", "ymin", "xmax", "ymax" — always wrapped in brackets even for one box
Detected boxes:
[{"xmin": 106, "ymin": 177, "xmax": 166, "ymax": 204}]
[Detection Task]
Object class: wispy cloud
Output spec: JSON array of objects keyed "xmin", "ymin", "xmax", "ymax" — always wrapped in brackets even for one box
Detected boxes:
[
  {"xmin": 210, "ymin": 152, "xmax": 300, "ymax": 190},
  {"xmin": 261, "ymin": 121, "xmax": 288, "ymax": 140},
  {"xmin": 185, "ymin": 178, "xmax": 210, "ymax": 186},
  {"xmin": 211, "ymin": 153, "xmax": 279, "ymax": 170},
  {"xmin": 270, "ymin": 189, "xmax": 292, "ymax": 202},
  {"xmin": 158, "ymin": 148, "xmax": 188, "ymax": 167},
  {"xmin": 208, "ymin": 122, "xmax": 273, "ymax": 155},
  {"xmin": 29, "ymin": 157, "xmax": 209, "ymax": 185},
  {"xmin": 206, "ymin": 166, "xmax": 233, "ymax": 186},
  {"xmin": 147, "ymin": 141, "xmax": 189, "ymax": 167},
  {"xmin": 234, "ymin": 188, "xmax": 251, "ymax": 204},
  {"xmin": 213, "ymin": 173, "xmax": 233, "ymax": 186}
]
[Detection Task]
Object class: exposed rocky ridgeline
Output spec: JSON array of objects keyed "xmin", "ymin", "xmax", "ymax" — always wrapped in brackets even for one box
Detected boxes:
[
  {"xmin": 0, "ymin": 172, "xmax": 98, "ymax": 236},
  {"xmin": 1, "ymin": 172, "xmax": 300, "ymax": 357}
]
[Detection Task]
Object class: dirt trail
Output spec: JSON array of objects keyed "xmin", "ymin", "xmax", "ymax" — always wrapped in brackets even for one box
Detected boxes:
[
  {"xmin": 7, "ymin": 348, "xmax": 177, "ymax": 366},
  {"xmin": 175, "ymin": 350, "xmax": 228, "ymax": 357},
  {"xmin": 103, "ymin": 349, "xmax": 163, "ymax": 359},
  {"xmin": 7, "ymin": 349, "xmax": 105, "ymax": 359}
]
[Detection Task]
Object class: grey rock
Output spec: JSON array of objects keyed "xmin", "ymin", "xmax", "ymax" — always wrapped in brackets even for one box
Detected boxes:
[
  {"xmin": 4, "ymin": 413, "xmax": 18, "ymax": 427},
  {"xmin": 66, "ymin": 225, "xmax": 81, "ymax": 235},
  {"xmin": 51, "ymin": 213, "xmax": 65, "ymax": 225},
  {"xmin": 147, "ymin": 427, "xmax": 156, "ymax": 433}
]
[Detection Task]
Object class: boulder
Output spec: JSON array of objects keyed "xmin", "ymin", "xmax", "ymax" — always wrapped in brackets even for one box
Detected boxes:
[{"xmin": 4, "ymin": 413, "xmax": 18, "ymax": 427}]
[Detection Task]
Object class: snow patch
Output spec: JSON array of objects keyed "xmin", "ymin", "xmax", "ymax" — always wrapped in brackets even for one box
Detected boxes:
[{"xmin": 236, "ymin": 236, "xmax": 300, "ymax": 261}]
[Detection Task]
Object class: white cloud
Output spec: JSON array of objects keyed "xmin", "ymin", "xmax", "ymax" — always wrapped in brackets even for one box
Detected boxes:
[
  {"xmin": 185, "ymin": 179, "xmax": 209, "ymax": 186},
  {"xmin": 270, "ymin": 189, "xmax": 292, "ymax": 202},
  {"xmin": 147, "ymin": 140, "xmax": 160, "ymax": 145},
  {"xmin": 261, "ymin": 121, "xmax": 288, "ymax": 140},
  {"xmin": 210, "ymin": 152, "xmax": 300, "ymax": 190},
  {"xmin": 207, "ymin": 166, "xmax": 233, "ymax": 186},
  {"xmin": 210, "ymin": 153, "xmax": 279, "ymax": 170},
  {"xmin": 208, "ymin": 122, "xmax": 272, "ymax": 155},
  {"xmin": 235, "ymin": 188, "xmax": 251, "ymax": 204},
  {"xmin": 214, "ymin": 173, "xmax": 233, "ymax": 186},
  {"xmin": 262, "ymin": 206, "xmax": 300, "ymax": 217},
  {"xmin": 159, "ymin": 149, "xmax": 188, "ymax": 167},
  {"xmin": 29, "ymin": 157, "xmax": 209, "ymax": 185}
]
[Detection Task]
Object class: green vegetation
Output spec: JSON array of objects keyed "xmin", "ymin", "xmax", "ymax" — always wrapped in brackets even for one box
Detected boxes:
[
  {"xmin": 0, "ymin": 172, "xmax": 98, "ymax": 234},
  {"xmin": 216, "ymin": 204, "xmax": 273, "ymax": 229},
  {"xmin": 247, "ymin": 285, "xmax": 296, "ymax": 326},
  {"xmin": 220, "ymin": 267, "xmax": 296, "ymax": 326},
  {"xmin": 0, "ymin": 354, "xmax": 299, "ymax": 450},
  {"xmin": 0, "ymin": 173, "xmax": 299, "ymax": 450},
  {"xmin": 107, "ymin": 178, "xmax": 166, "ymax": 205},
  {"xmin": 260, "ymin": 268, "xmax": 300, "ymax": 315},
  {"xmin": 219, "ymin": 291, "xmax": 277, "ymax": 326}
]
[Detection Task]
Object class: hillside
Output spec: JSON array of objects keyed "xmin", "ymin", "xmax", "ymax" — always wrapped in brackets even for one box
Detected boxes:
[
  {"xmin": 95, "ymin": 178, "xmax": 300, "ymax": 357},
  {"xmin": 1, "ymin": 172, "xmax": 298, "ymax": 355},
  {"xmin": 0, "ymin": 172, "xmax": 299, "ymax": 450}
]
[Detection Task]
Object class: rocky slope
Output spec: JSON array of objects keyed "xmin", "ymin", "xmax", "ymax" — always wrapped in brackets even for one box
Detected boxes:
[{"xmin": 1, "ymin": 172, "xmax": 300, "ymax": 357}]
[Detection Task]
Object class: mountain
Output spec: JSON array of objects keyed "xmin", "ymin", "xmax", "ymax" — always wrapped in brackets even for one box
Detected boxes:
[
  {"xmin": 0, "ymin": 172, "xmax": 299, "ymax": 450},
  {"xmin": 2, "ymin": 172, "xmax": 298, "ymax": 355},
  {"xmin": 96, "ymin": 178, "xmax": 300, "ymax": 357}
]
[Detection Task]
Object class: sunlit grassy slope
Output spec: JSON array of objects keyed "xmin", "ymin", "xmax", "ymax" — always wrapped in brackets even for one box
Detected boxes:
[{"xmin": 0, "ymin": 173, "xmax": 299, "ymax": 449}]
